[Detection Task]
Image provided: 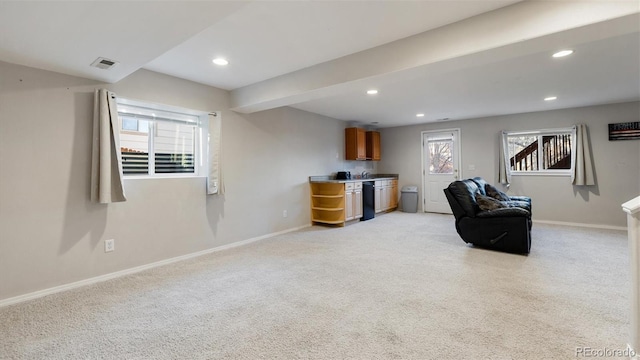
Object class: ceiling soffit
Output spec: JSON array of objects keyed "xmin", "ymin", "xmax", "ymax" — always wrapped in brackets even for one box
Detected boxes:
[{"xmin": 229, "ymin": 1, "xmax": 640, "ymax": 114}]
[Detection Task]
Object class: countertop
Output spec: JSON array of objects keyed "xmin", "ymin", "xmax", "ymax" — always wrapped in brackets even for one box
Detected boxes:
[{"xmin": 309, "ymin": 174, "xmax": 398, "ymax": 183}]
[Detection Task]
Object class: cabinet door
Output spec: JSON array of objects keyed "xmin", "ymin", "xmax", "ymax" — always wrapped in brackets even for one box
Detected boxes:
[
  {"xmin": 366, "ymin": 131, "xmax": 381, "ymax": 161},
  {"xmin": 345, "ymin": 127, "xmax": 367, "ymax": 160},
  {"xmin": 381, "ymin": 186, "xmax": 389, "ymax": 210},
  {"xmin": 374, "ymin": 182, "xmax": 382, "ymax": 213},
  {"xmin": 353, "ymin": 190, "xmax": 363, "ymax": 219},
  {"xmin": 345, "ymin": 190, "xmax": 354, "ymax": 221},
  {"xmin": 356, "ymin": 129, "xmax": 366, "ymax": 159}
]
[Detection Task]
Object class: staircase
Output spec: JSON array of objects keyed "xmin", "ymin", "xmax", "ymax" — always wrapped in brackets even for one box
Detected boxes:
[
  {"xmin": 121, "ymin": 148, "xmax": 195, "ymax": 175},
  {"xmin": 510, "ymin": 135, "xmax": 571, "ymax": 171}
]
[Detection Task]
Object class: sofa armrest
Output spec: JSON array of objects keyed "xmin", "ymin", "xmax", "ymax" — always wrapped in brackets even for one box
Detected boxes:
[
  {"xmin": 509, "ymin": 196, "xmax": 531, "ymax": 203},
  {"xmin": 476, "ymin": 207, "xmax": 530, "ymax": 218}
]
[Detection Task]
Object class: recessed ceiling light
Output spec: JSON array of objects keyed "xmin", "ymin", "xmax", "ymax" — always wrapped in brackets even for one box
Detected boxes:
[
  {"xmin": 552, "ymin": 50, "xmax": 574, "ymax": 58},
  {"xmin": 416, "ymin": 113, "xmax": 425, "ymax": 117},
  {"xmin": 544, "ymin": 96, "xmax": 557, "ymax": 101},
  {"xmin": 366, "ymin": 89, "xmax": 378, "ymax": 95},
  {"xmin": 212, "ymin": 58, "xmax": 229, "ymax": 66}
]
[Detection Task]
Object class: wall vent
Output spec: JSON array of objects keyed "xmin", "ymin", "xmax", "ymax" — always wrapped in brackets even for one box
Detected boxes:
[{"xmin": 90, "ymin": 57, "xmax": 119, "ymax": 70}]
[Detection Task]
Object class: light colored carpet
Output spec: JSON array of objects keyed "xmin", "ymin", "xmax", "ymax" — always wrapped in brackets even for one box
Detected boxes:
[{"xmin": 0, "ymin": 212, "xmax": 631, "ymax": 359}]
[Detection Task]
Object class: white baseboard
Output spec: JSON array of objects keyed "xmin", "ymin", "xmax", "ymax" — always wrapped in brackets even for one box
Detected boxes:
[
  {"xmin": 533, "ymin": 219, "xmax": 626, "ymax": 231},
  {"xmin": 0, "ymin": 224, "xmax": 311, "ymax": 308}
]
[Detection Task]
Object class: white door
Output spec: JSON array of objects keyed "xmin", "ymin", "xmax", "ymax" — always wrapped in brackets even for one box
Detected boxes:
[{"xmin": 422, "ymin": 129, "xmax": 461, "ymax": 214}]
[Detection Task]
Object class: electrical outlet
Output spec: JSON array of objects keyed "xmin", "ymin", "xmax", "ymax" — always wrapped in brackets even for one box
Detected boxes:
[
  {"xmin": 283, "ymin": 210, "xmax": 288, "ymax": 218},
  {"xmin": 104, "ymin": 239, "xmax": 115, "ymax": 253}
]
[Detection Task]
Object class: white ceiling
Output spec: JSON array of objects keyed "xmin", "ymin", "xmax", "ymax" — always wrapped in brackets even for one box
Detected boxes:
[
  {"xmin": 1, "ymin": 1, "xmax": 638, "ymax": 128},
  {"xmin": 144, "ymin": 0, "xmax": 521, "ymax": 90},
  {"xmin": 292, "ymin": 30, "xmax": 640, "ymax": 127}
]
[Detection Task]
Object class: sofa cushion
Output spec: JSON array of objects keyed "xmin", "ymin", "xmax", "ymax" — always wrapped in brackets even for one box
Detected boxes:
[
  {"xmin": 475, "ymin": 192, "xmax": 507, "ymax": 211},
  {"xmin": 485, "ymin": 183, "xmax": 511, "ymax": 201}
]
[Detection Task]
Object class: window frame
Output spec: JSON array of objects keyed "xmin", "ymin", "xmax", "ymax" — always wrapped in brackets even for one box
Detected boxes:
[
  {"xmin": 503, "ymin": 127, "xmax": 575, "ymax": 177},
  {"xmin": 116, "ymin": 97, "xmax": 209, "ymax": 179}
]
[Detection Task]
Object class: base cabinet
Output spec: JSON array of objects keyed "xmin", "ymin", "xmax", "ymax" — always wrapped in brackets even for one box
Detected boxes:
[
  {"xmin": 375, "ymin": 179, "xmax": 398, "ymax": 213},
  {"xmin": 310, "ymin": 179, "xmax": 395, "ymax": 225},
  {"xmin": 310, "ymin": 183, "xmax": 345, "ymax": 225},
  {"xmin": 311, "ymin": 182, "xmax": 362, "ymax": 225}
]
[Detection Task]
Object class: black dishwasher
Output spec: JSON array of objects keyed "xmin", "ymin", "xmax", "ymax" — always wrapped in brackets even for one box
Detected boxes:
[{"xmin": 361, "ymin": 181, "xmax": 375, "ymax": 221}]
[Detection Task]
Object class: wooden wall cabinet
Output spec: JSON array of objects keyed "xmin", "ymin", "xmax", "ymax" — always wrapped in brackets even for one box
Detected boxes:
[
  {"xmin": 366, "ymin": 131, "xmax": 381, "ymax": 161},
  {"xmin": 345, "ymin": 128, "xmax": 367, "ymax": 160},
  {"xmin": 345, "ymin": 127, "xmax": 381, "ymax": 161}
]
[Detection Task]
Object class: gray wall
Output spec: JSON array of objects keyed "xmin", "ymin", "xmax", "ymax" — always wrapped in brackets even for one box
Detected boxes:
[
  {"xmin": 0, "ymin": 61, "xmax": 373, "ymax": 301},
  {"xmin": 1, "ymin": 59, "xmax": 636, "ymax": 301},
  {"xmin": 379, "ymin": 101, "xmax": 640, "ymax": 228}
]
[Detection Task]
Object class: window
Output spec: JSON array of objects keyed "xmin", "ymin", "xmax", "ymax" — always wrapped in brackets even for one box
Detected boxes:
[
  {"xmin": 503, "ymin": 127, "xmax": 574, "ymax": 175},
  {"xmin": 427, "ymin": 138, "xmax": 453, "ymax": 174},
  {"xmin": 117, "ymin": 98, "xmax": 208, "ymax": 177}
]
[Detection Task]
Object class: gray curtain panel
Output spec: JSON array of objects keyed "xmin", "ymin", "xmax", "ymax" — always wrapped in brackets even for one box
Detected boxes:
[
  {"xmin": 91, "ymin": 89, "xmax": 127, "ymax": 203},
  {"xmin": 207, "ymin": 112, "xmax": 224, "ymax": 195},
  {"xmin": 498, "ymin": 131, "xmax": 511, "ymax": 186},
  {"xmin": 571, "ymin": 123, "xmax": 595, "ymax": 186}
]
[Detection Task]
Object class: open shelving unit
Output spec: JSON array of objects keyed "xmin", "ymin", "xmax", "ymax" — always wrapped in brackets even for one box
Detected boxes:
[{"xmin": 310, "ymin": 183, "xmax": 345, "ymax": 226}]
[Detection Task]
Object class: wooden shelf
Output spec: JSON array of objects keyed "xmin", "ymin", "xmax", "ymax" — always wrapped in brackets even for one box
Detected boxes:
[
  {"xmin": 312, "ymin": 219, "xmax": 345, "ymax": 225},
  {"xmin": 310, "ymin": 182, "xmax": 344, "ymax": 196},
  {"xmin": 311, "ymin": 210, "xmax": 344, "ymax": 222},
  {"xmin": 312, "ymin": 196, "xmax": 343, "ymax": 209},
  {"xmin": 310, "ymin": 182, "xmax": 348, "ymax": 226}
]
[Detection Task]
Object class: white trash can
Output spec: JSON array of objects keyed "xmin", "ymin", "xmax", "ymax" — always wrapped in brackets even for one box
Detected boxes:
[{"xmin": 401, "ymin": 186, "xmax": 419, "ymax": 213}]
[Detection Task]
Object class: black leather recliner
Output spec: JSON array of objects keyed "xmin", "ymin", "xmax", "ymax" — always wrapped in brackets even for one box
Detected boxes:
[{"xmin": 443, "ymin": 178, "xmax": 532, "ymax": 254}]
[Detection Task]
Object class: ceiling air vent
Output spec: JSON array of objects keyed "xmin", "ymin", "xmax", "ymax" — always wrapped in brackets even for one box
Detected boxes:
[{"xmin": 90, "ymin": 57, "xmax": 119, "ymax": 70}]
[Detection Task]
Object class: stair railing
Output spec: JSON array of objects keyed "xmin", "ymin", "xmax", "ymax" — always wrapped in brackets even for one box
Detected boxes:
[{"xmin": 510, "ymin": 135, "xmax": 572, "ymax": 171}]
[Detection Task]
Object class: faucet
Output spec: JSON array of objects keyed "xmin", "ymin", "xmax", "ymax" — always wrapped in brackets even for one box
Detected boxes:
[{"xmin": 362, "ymin": 171, "xmax": 370, "ymax": 179}]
